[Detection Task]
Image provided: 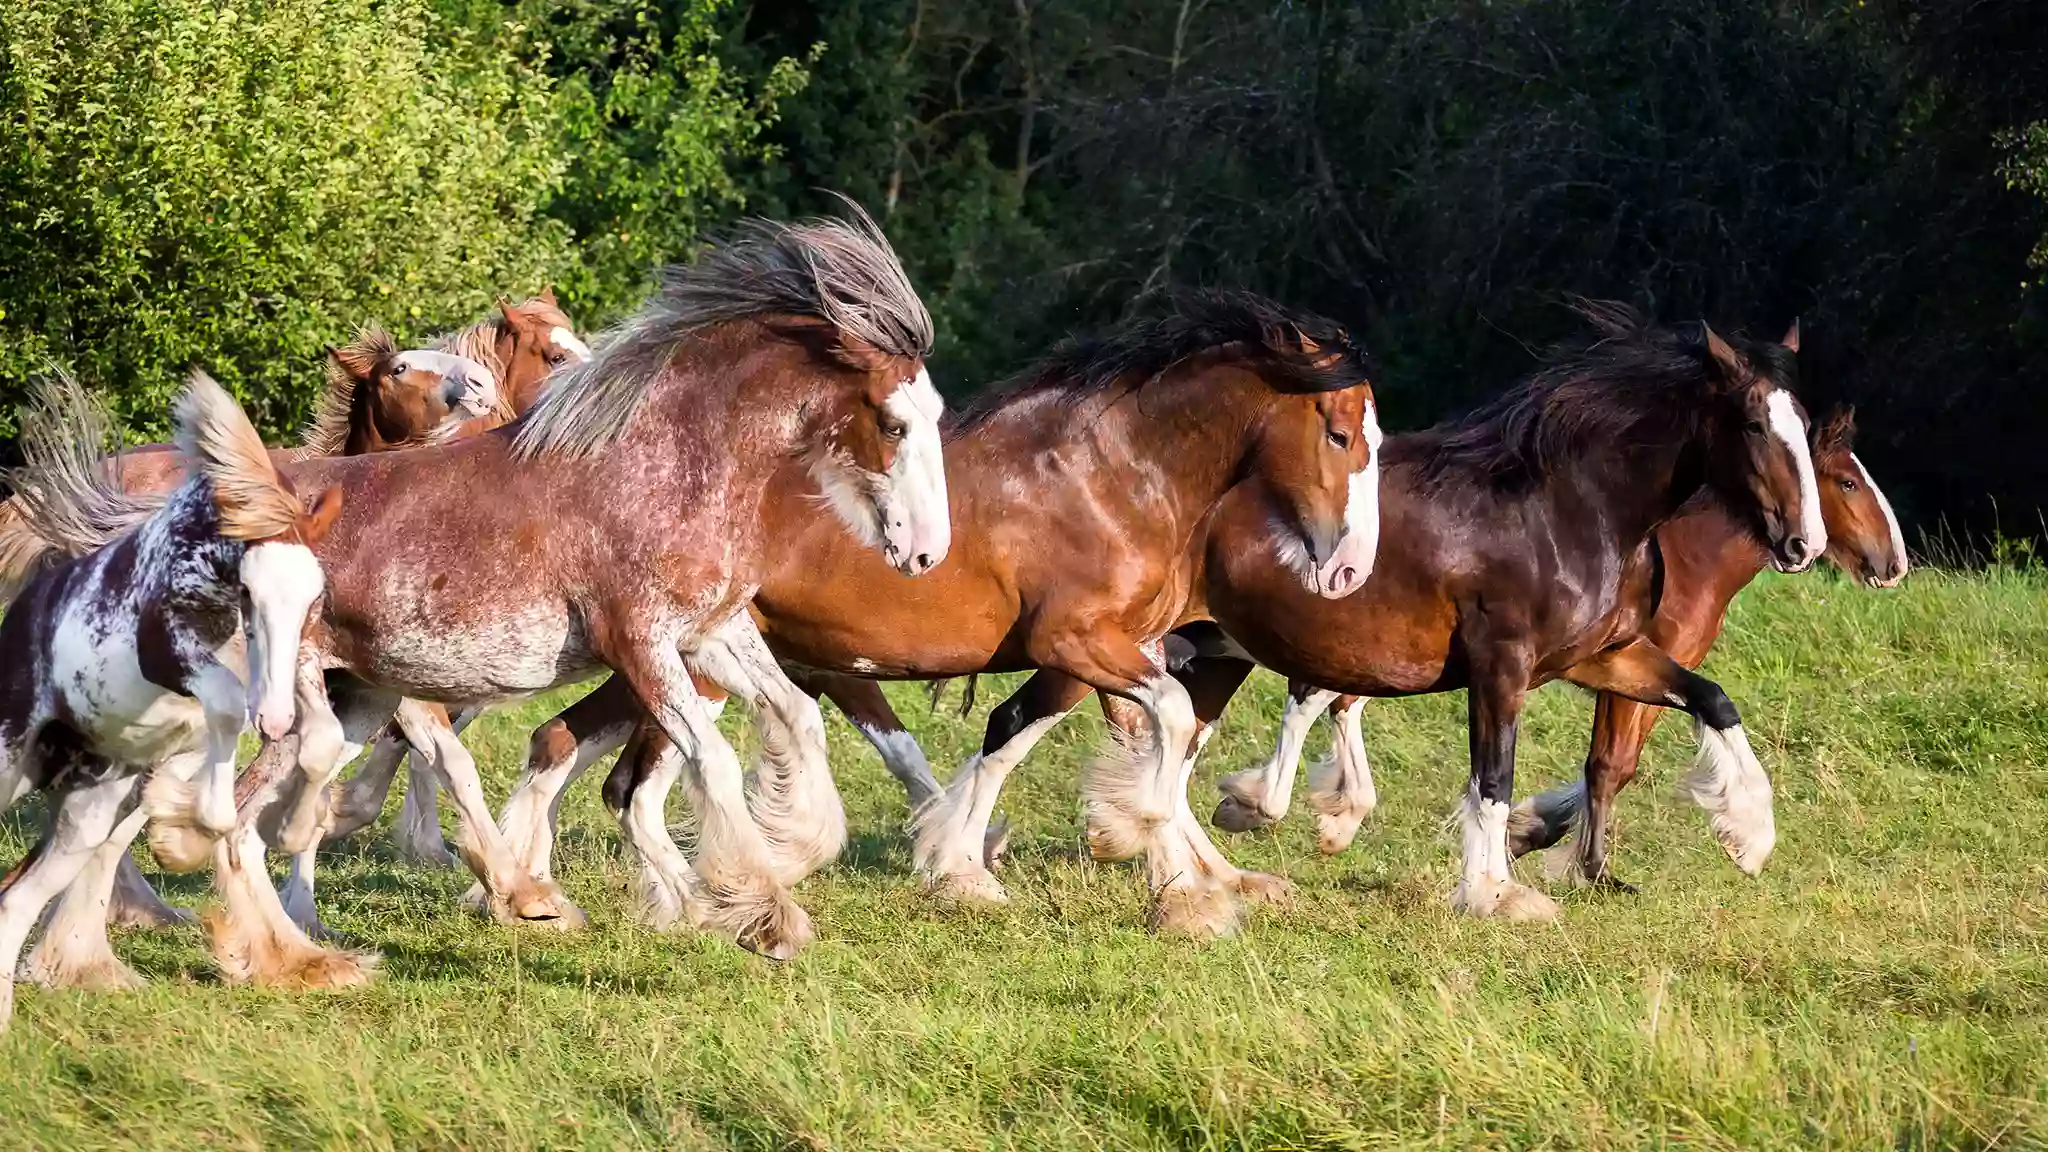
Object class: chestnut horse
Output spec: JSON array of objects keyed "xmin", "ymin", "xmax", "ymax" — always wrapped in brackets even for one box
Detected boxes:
[
  {"xmin": 0, "ymin": 373, "xmax": 341, "ymax": 1028},
  {"xmin": 197, "ymin": 208, "xmax": 946, "ymax": 977},
  {"xmin": 1210, "ymin": 404, "xmax": 1909, "ymax": 885},
  {"xmin": 493, "ymin": 291, "xmax": 1382, "ymax": 938}
]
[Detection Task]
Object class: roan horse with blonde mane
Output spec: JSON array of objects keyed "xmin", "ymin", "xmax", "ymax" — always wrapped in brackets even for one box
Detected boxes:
[{"xmin": 194, "ymin": 208, "xmax": 948, "ymax": 981}]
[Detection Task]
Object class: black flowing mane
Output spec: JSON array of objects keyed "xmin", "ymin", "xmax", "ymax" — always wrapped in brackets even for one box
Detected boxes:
[
  {"xmin": 1390, "ymin": 300, "xmax": 1791, "ymax": 491},
  {"xmin": 949, "ymin": 290, "xmax": 1376, "ymax": 434}
]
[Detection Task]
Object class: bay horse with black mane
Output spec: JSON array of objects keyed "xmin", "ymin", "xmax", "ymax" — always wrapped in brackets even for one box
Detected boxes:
[
  {"xmin": 1211, "ymin": 398, "xmax": 1910, "ymax": 890},
  {"xmin": 0, "ymin": 373, "xmax": 340, "ymax": 1028},
  {"xmin": 486, "ymin": 290, "xmax": 1381, "ymax": 938},
  {"xmin": 190, "ymin": 207, "xmax": 947, "ymax": 977}
]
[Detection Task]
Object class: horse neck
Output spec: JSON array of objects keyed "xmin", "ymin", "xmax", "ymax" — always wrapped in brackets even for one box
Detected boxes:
[
  {"xmin": 136, "ymin": 486, "xmax": 241, "ymax": 615},
  {"xmin": 1068, "ymin": 367, "xmax": 1269, "ymax": 522},
  {"xmin": 1543, "ymin": 403, "xmax": 1713, "ymax": 555},
  {"xmin": 345, "ymin": 382, "xmax": 408, "ymax": 455}
]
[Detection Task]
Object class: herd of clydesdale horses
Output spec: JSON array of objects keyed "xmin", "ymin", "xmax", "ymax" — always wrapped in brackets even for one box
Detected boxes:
[{"xmin": 0, "ymin": 207, "xmax": 1907, "ymax": 1028}]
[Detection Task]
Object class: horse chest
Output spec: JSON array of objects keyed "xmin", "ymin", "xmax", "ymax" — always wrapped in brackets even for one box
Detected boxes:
[{"xmin": 47, "ymin": 614, "xmax": 206, "ymax": 763}]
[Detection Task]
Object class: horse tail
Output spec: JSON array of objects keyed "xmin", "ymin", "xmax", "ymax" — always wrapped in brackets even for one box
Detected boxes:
[
  {"xmin": 0, "ymin": 372, "xmax": 159, "ymax": 589},
  {"xmin": 176, "ymin": 370, "xmax": 304, "ymax": 542}
]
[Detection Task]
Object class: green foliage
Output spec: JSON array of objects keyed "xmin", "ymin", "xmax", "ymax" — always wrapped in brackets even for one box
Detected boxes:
[
  {"xmin": 0, "ymin": 0, "xmax": 803, "ymax": 442},
  {"xmin": 0, "ymin": 0, "xmax": 574, "ymax": 438}
]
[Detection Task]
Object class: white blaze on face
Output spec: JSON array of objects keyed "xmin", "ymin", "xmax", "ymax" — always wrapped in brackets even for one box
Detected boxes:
[
  {"xmin": 550, "ymin": 327, "xmax": 593, "ymax": 363},
  {"xmin": 394, "ymin": 349, "xmax": 500, "ymax": 417},
  {"xmin": 1314, "ymin": 401, "xmax": 1383, "ymax": 599},
  {"xmin": 1850, "ymin": 452, "xmax": 1909, "ymax": 585},
  {"xmin": 876, "ymin": 367, "xmax": 951, "ymax": 576},
  {"xmin": 239, "ymin": 542, "xmax": 325, "ymax": 740},
  {"xmin": 1764, "ymin": 389, "xmax": 1826, "ymax": 568}
]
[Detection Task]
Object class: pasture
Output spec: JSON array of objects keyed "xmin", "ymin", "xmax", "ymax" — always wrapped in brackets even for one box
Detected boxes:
[{"xmin": 2, "ymin": 565, "xmax": 2043, "ymax": 1149}]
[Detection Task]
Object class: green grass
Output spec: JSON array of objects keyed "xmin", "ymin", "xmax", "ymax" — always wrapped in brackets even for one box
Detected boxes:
[{"xmin": 3, "ymin": 568, "xmax": 2046, "ymax": 1149}]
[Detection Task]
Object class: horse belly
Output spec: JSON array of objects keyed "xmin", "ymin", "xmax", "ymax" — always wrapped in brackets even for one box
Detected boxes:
[{"xmin": 344, "ymin": 601, "xmax": 595, "ymax": 703}]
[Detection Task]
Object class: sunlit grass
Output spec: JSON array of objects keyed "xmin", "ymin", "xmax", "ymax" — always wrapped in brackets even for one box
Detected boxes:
[{"xmin": 2, "ymin": 567, "xmax": 2044, "ymax": 1149}]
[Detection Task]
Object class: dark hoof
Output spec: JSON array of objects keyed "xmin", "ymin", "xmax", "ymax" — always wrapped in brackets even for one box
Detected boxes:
[{"xmin": 1590, "ymin": 871, "xmax": 1640, "ymax": 896}]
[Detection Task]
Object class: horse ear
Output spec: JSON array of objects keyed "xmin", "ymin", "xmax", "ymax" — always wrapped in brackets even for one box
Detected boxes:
[
  {"xmin": 1781, "ymin": 318, "xmax": 1801, "ymax": 353},
  {"xmin": 298, "ymin": 486, "xmax": 345, "ymax": 545},
  {"xmin": 539, "ymin": 286, "xmax": 558, "ymax": 305},
  {"xmin": 1701, "ymin": 323, "xmax": 1748, "ymax": 386},
  {"xmin": 499, "ymin": 298, "xmax": 522, "ymax": 327},
  {"xmin": 1817, "ymin": 404, "xmax": 1856, "ymax": 452}
]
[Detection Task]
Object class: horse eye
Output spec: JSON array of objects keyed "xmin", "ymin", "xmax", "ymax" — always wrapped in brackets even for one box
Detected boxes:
[
  {"xmin": 1839, "ymin": 477, "xmax": 1858, "ymax": 492},
  {"xmin": 1327, "ymin": 429, "xmax": 1350, "ymax": 450},
  {"xmin": 1745, "ymin": 419, "xmax": 1766, "ymax": 434},
  {"xmin": 879, "ymin": 417, "xmax": 907, "ymax": 441}
]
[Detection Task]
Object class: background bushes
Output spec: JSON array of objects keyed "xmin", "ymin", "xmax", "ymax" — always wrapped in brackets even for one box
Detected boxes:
[{"xmin": 3, "ymin": 0, "xmax": 2045, "ymax": 545}]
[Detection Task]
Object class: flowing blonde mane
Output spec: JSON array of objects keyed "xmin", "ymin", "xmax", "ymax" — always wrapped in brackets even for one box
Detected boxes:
[
  {"xmin": 0, "ymin": 373, "xmax": 157, "ymax": 581},
  {"xmin": 299, "ymin": 323, "xmax": 402, "ymax": 457},
  {"xmin": 176, "ymin": 371, "xmax": 304, "ymax": 542},
  {"xmin": 513, "ymin": 204, "xmax": 933, "ymax": 462}
]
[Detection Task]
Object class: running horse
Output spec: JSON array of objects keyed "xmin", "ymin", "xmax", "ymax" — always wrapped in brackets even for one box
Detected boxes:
[
  {"xmin": 924, "ymin": 303, "xmax": 1825, "ymax": 921},
  {"xmin": 494, "ymin": 291, "xmax": 1382, "ymax": 938},
  {"xmin": 199, "ymin": 208, "xmax": 947, "ymax": 978},
  {"xmin": 1210, "ymin": 400, "xmax": 1909, "ymax": 889},
  {"xmin": 0, "ymin": 297, "xmax": 588, "ymax": 943},
  {"xmin": 0, "ymin": 373, "xmax": 341, "ymax": 1028}
]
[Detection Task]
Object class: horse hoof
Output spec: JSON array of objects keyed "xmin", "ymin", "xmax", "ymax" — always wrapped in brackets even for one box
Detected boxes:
[
  {"xmin": 1591, "ymin": 872, "xmax": 1640, "ymax": 896},
  {"xmin": 1234, "ymin": 871, "xmax": 1295, "ymax": 906},
  {"xmin": 1452, "ymin": 879, "xmax": 1558, "ymax": 922},
  {"xmin": 1313, "ymin": 809, "xmax": 1367, "ymax": 855},
  {"xmin": 981, "ymin": 818, "xmax": 1011, "ymax": 869},
  {"xmin": 1210, "ymin": 795, "xmax": 1275, "ymax": 834},
  {"xmin": 24, "ymin": 950, "xmax": 146, "ymax": 993},
  {"xmin": 735, "ymin": 900, "xmax": 814, "ymax": 961},
  {"xmin": 1150, "ymin": 882, "xmax": 1241, "ymax": 939},
  {"xmin": 507, "ymin": 882, "xmax": 586, "ymax": 931},
  {"xmin": 927, "ymin": 868, "xmax": 1009, "ymax": 906},
  {"xmin": 146, "ymin": 825, "xmax": 215, "ymax": 874}
]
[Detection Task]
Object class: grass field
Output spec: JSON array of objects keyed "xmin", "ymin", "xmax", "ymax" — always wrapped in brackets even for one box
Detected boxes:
[{"xmin": 1, "ymin": 566, "xmax": 2045, "ymax": 1149}]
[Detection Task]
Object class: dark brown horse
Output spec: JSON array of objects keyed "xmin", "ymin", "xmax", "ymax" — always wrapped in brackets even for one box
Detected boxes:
[
  {"xmin": 1499, "ymin": 405, "xmax": 1908, "ymax": 887},
  {"xmin": 201, "ymin": 209, "xmax": 946, "ymax": 977},
  {"xmin": 1212, "ymin": 403, "xmax": 1909, "ymax": 881},
  {"xmin": 490, "ymin": 292, "xmax": 1383, "ymax": 938}
]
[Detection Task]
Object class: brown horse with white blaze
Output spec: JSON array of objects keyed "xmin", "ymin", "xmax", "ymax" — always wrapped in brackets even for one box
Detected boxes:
[
  {"xmin": 498, "ymin": 292, "xmax": 1382, "ymax": 938},
  {"xmin": 1213, "ymin": 402, "xmax": 1911, "ymax": 884},
  {"xmin": 207, "ymin": 208, "xmax": 946, "ymax": 974}
]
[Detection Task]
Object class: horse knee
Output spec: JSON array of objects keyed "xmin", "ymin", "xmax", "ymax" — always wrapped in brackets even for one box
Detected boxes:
[
  {"xmin": 1686, "ymin": 676, "xmax": 1742, "ymax": 732},
  {"xmin": 527, "ymin": 720, "xmax": 577, "ymax": 775}
]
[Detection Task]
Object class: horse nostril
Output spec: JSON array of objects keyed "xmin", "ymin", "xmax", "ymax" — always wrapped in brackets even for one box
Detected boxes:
[
  {"xmin": 1331, "ymin": 566, "xmax": 1358, "ymax": 592},
  {"xmin": 914, "ymin": 552, "xmax": 934, "ymax": 572},
  {"xmin": 1785, "ymin": 535, "xmax": 1808, "ymax": 560}
]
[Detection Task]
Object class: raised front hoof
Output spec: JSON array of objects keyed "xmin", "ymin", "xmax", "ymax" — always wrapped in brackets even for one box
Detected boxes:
[
  {"xmin": 721, "ymin": 891, "xmax": 815, "ymax": 962},
  {"xmin": 1210, "ymin": 795, "xmax": 1278, "ymax": 835},
  {"xmin": 1313, "ymin": 810, "xmax": 1367, "ymax": 856},
  {"xmin": 318, "ymin": 808, "xmax": 380, "ymax": 843},
  {"xmin": 1234, "ymin": 870, "xmax": 1296, "ymax": 907},
  {"xmin": 1150, "ymin": 883, "xmax": 1241, "ymax": 939},
  {"xmin": 206, "ymin": 914, "xmax": 380, "ymax": 990},
  {"xmin": 146, "ymin": 825, "xmax": 217, "ymax": 874},
  {"xmin": 1717, "ymin": 825, "xmax": 1776, "ymax": 877},
  {"xmin": 923, "ymin": 867, "xmax": 1010, "ymax": 906},
  {"xmin": 22, "ymin": 948, "xmax": 145, "ymax": 993},
  {"xmin": 1451, "ymin": 879, "xmax": 1559, "ymax": 922}
]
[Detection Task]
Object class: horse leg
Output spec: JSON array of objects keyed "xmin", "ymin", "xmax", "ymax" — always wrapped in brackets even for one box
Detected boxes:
[
  {"xmin": 688, "ymin": 614, "xmax": 846, "ymax": 885},
  {"xmin": 392, "ymin": 747, "xmax": 454, "ymax": 867},
  {"xmin": 24, "ymin": 802, "xmax": 149, "ymax": 992},
  {"xmin": 796, "ymin": 669, "xmax": 941, "ymax": 809},
  {"xmin": 1065, "ymin": 634, "xmax": 1236, "ymax": 938},
  {"xmin": 389, "ymin": 699, "xmax": 571, "ymax": 927},
  {"xmin": 1166, "ymin": 659, "xmax": 1296, "ymax": 906},
  {"xmin": 1307, "ymin": 695, "xmax": 1378, "ymax": 854},
  {"xmin": 609, "ymin": 626, "xmax": 811, "ymax": 959},
  {"xmin": 0, "ymin": 773, "xmax": 139, "ymax": 1030},
  {"xmin": 1214, "ymin": 675, "xmax": 1327, "ymax": 833},
  {"xmin": 498, "ymin": 677, "xmax": 636, "ymax": 885},
  {"xmin": 911, "ymin": 670, "xmax": 1091, "ymax": 903},
  {"xmin": 108, "ymin": 854, "xmax": 192, "ymax": 928},
  {"xmin": 600, "ymin": 724, "xmax": 704, "ymax": 931},
  {"xmin": 1561, "ymin": 640, "xmax": 1774, "ymax": 875},
  {"xmin": 321, "ymin": 723, "xmax": 405, "ymax": 841},
  {"xmin": 1451, "ymin": 658, "xmax": 1557, "ymax": 921},
  {"xmin": 1508, "ymin": 692, "xmax": 1657, "ymax": 893},
  {"xmin": 139, "ymin": 672, "xmax": 245, "ymax": 871}
]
